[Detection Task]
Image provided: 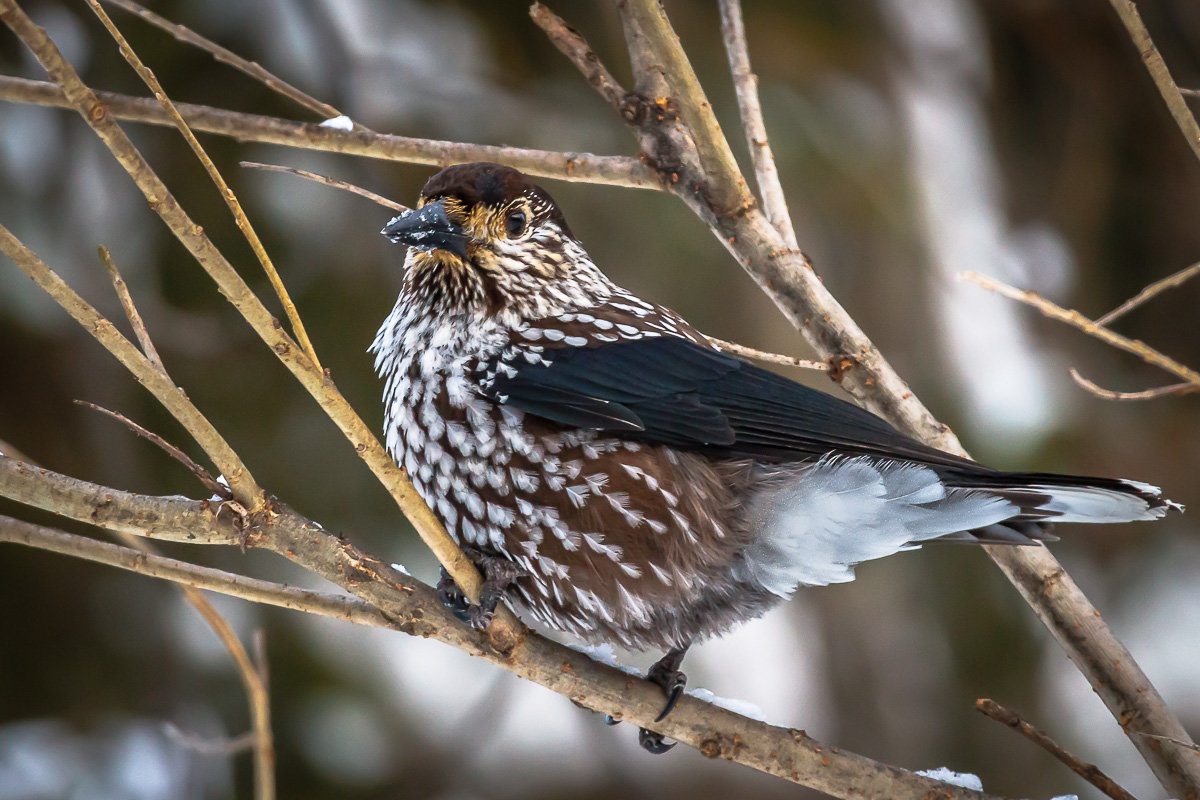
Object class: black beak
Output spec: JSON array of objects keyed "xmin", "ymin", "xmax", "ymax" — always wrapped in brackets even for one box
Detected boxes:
[{"xmin": 380, "ymin": 201, "xmax": 469, "ymax": 258}]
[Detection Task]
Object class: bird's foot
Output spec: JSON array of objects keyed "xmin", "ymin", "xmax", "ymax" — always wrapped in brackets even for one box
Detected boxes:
[
  {"xmin": 634, "ymin": 645, "xmax": 691, "ymax": 755},
  {"xmin": 435, "ymin": 547, "xmax": 526, "ymax": 631}
]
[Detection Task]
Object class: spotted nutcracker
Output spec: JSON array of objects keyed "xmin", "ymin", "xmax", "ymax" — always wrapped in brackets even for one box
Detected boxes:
[{"xmin": 373, "ymin": 162, "xmax": 1178, "ymax": 753}]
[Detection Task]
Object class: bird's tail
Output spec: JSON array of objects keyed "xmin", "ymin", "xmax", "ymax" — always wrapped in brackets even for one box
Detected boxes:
[{"xmin": 937, "ymin": 469, "xmax": 1182, "ymax": 545}]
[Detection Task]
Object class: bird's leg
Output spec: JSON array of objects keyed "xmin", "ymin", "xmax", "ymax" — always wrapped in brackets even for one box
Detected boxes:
[
  {"xmin": 636, "ymin": 644, "xmax": 691, "ymax": 755},
  {"xmin": 435, "ymin": 546, "xmax": 527, "ymax": 630}
]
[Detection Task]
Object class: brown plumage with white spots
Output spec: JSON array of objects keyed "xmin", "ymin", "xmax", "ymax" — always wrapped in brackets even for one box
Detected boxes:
[{"xmin": 373, "ymin": 163, "xmax": 1179, "ymax": 753}]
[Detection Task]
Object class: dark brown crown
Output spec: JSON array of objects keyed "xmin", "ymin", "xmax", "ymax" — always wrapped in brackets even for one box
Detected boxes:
[{"xmin": 419, "ymin": 162, "xmax": 574, "ymax": 238}]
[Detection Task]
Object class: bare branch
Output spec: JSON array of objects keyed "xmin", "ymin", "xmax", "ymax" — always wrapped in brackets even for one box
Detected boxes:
[
  {"xmin": 0, "ymin": 488, "xmax": 1011, "ymax": 800},
  {"xmin": 0, "ymin": 455, "xmax": 241, "ymax": 544},
  {"xmin": 179, "ymin": 584, "xmax": 274, "ymax": 799},
  {"xmin": 1106, "ymin": 0, "xmax": 1200, "ymax": 165},
  {"xmin": 99, "ymin": 0, "xmax": 346, "ymax": 124},
  {"xmin": 718, "ymin": 0, "xmax": 797, "ymax": 248},
  {"xmin": 239, "ymin": 161, "xmax": 408, "ymax": 213},
  {"xmin": 1069, "ymin": 369, "xmax": 1196, "ymax": 402},
  {"xmin": 976, "ymin": 699, "xmax": 1139, "ymax": 800},
  {"xmin": 0, "ymin": 76, "xmax": 658, "ymax": 189},
  {"xmin": 86, "ymin": 0, "xmax": 322, "ymax": 371},
  {"xmin": 0, "ymin": 223, "xmax": 263, "ymax": 505},
  {"xmin": 705, "ymin": 336, "xmax": 828, "ymax": 371},
  {"xmin": 97, "ymin": 245, "xmax": 166, "ymax": 371},
  {"xmin": 74, "ymin": 400, "xmax": 230, "ymax": 499},
  {"xmin": 962, "ymin": 271, "xmax": 1200, "ymax": 390},
  {"xmin": 1096, "ymin": 261, "xmax": 1200, "ymax": 326},
  {"xmin": 529, "ymin": 3, "xmax": 629, "ymax": 114},
  {"xmin": 618, "ymin": 0, "xmax": 752, "ymax": 215},
  {"xmin": 0, "ymin": 513, "xmax": 387, "ymax": 626}
]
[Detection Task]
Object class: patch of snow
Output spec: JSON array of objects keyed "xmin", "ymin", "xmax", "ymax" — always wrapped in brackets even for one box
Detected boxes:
[
  {"xmin": 389, "ymin": 562, "xmax": 410, "ymax": 576},
  {"xmin": 687, "ymin": 688, "xmax": 765, "ymax": 722},
  {"xmin": 916, "ymin": 767, "xmax": 983, "ymax": 791},
  {"xmin": 1049, "ymin": 795, "xmax": 1079, "ymax": 800},
  {"xmin": 208, "ymin": 474, "xmax": 230, "ymax": 502},
  {"xmin": 566, "ymin": 642, "xmax": 640, "ymax": 676},
  {"xmin": 319, "ymin": 115, "xmax": 354, "ymax": 130}
]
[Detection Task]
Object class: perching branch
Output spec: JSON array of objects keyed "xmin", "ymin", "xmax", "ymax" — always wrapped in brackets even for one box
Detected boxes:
[{"xmin": 0, "ymin": 464, "xmax": 1009, "ymax": 800}]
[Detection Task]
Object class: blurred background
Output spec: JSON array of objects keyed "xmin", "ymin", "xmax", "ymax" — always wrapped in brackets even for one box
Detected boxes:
[{"xmin": 1, "ymin": 1, "xmax": 1198, "ymax": 798}]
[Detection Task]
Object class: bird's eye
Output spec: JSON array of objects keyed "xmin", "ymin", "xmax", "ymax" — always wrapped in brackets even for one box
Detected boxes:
[{"xmin": 505, "ymin": 209, "xmax": 528, "ymax": 237}]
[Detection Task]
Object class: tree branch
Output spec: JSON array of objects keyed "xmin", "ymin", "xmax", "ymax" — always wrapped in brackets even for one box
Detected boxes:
[
  {"xmin": 0, "ymin": 476, "xmax": 1010, "ymax": 800},
  {"xmin": 1106, "ymin": 0, "xmax": 1200, "ymax": 165},
  {"xmin": 0, "ymin": 222, "xmax": 264, "ymax": 507},
  {"xmin": 976, "ymin": 699, "xmax": 1138, "ymax": 800},
  {"xmin": 0, "ymin": 76, "xmax": 658, "ymax": 189},
  {"xmin": 718, "ymin": 0, "xmax": 798, "ymax": 248},
  {"xmin": 99, "ymin": 0, "xmax": 346, "ymax": 124},
  {"xmin": 963, "ymin": 271, "xmax": 1200, "ymax": 390},
  {"xmin": 1096, "ymin": 260, "xmax": 1200, "ymax": 327}
]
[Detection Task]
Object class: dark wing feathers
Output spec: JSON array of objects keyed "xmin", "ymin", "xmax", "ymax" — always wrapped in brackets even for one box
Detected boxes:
[{"xmin": 485, "ymin": 336, "xmax": 984, "ymax": 471}]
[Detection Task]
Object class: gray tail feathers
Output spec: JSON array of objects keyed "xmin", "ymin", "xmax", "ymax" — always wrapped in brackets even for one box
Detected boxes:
[{"xmin": 938, "ymin": 470, "xmax": 1181, "ymax": 546}]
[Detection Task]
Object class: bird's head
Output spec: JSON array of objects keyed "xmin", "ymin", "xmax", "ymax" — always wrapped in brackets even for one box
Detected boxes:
[{"xmin": 382, "ymin": 162, "xmax": 604, "ymax": 318}]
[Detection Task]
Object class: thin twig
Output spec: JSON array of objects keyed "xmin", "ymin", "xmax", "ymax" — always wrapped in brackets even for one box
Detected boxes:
[
  {"xmin": 1106, "ymin": 0, "xmax": 1200, "ymax": 165},
  {"xmin": 961, "ymin": 271, "xmax": 1200, "ymax": 390},
  {"xmin": 0, "ymin": 76, "xmax": 658, "ymax": 189},
  {"xmin": 529, "ymin": 3, "xmax": 630, "ymax": 114},
  {"xmin": 85, "ymin": 0, "xmax": 322, "ymax": 372},
  {"xmin": 718, "ymin": 0, "xmax": 797, "ymax": 249},
  {"xmin": 74, "ymin": 400, "xmax": 230, "ymax": 499},
  {"xmin": 163, "ymin": 724, "xmax": 256, "ymax": 757},
  {"xmin": 976, "ymin": 699, "xmax": 1139, "ymax": 800},
  {"xmin": 98, "ymin": 245, "xmax": 166, "ymax": 372},
  {"xmin": 1182, "ymin": 87, "xmax": 1200, "ymax": 99},
  {"xmin": 239, "ymin": 161, "xmax": 407, "ymax": 212},
  {"xmin": 706, "ymin": 336, "xmax": 828, "ymax": 370},
  {"xmin": 99, "ymin": 0, "xmax": 347, "ymax": 125},
  {"xmin": 1069, "ymin": 369, "xmax": 1196, "ymax": 402},
  {"xmin": 1095, "ymin": 261, "xmax": 1200, "ymax": 326}
]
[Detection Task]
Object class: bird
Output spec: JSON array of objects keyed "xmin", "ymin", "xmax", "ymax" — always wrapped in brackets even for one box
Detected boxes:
[{"xmin": 372, "ymin": 162, "xmax": 1179, "ymax": 753}]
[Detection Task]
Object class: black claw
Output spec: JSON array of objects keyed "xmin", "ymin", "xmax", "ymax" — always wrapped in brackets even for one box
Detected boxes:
[
  {"xmin": 638, "ymin": 728, "xmax": 676, "ymax": 754},
  {"xmin": 436, "ymin": 568, "xmax": 471, "ymax": 624},
  {"xmin": 647, "ymin": 645, "xmax": 690, "ymax": 723},
  {"xmin": 654, "ymin": 677, "xmax": 686, "ymax": 722}
]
